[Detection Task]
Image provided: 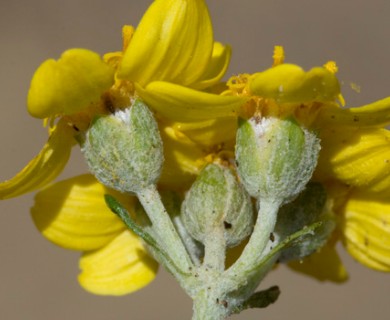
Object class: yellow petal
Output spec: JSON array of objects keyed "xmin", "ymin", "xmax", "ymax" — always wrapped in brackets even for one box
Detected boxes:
[
  {"xmin": 159, "ymin": 126, "xmax": 206, "ymax": 189},
  {"xmin": 103, "ymin": 26, "xmax": 136, "ymax": 69},
  {"xmin": 78, "ymin": 230, "xmax": 158, "ymax": 296},
  {"xmin": 316, "ymin": 127, "xmax": 390, "ymax": 192},
  {"xmin": 171, "ymin": 117, "xmax": 237, "ymax": 147},
  {"xmin": 314, "ymin": 96, "xmax": 390, "ymax": 128},
  {"xmin": 118, "ymin": 0, "xmax": 213, "ymax": 87},
  {"xmin": 31, "ymin": 174, "xmax": 130, "ymax": 251},
  {"xmin": 136, "ymin": 81, "xmax": 246, "ymax": 122},
  {"xmin": 28, "ymin": 49, "xmax": 114, "ymax": 118},
  {"xmin": 288, "ymin": 244, "xmax": 348, "ymax": 282},
  {"xmin": 0, "ymin": 121, "xmax": 74, "ymax": 199},
  {"xmin": 192, "ymin": 42, "xmax": 232, "ymax": 90},
  {"xmin": 121, "ymin": 25, "xmax": 135, "ymax": 52},
  {"xmin": 341, "ymin": 190, "xmax": 390, "ymax": 271},
  {"xmin": 249, "ymin": 64, "xmax": 340, "ymax": 103}
]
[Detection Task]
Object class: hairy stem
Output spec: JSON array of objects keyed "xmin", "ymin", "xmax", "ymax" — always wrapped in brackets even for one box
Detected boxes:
[
  {"xmin": 137, "ymin": 184, "xmax": 193, "ymax": 273},
  {"xmin": 223, "ymin": 199, "xmax": 280, "ymax": 290}
]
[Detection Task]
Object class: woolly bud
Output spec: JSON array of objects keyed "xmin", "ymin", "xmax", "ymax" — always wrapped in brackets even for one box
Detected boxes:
[
  {"xmin": 235, "ymin": 116, "xmax": 320, "ymax": 205},
  {"xmin": 81, "ymin": 99, "xmax": 163, "ymax": 193},
  {"xmin": 181, "ymin": 163, "xmax": 254, "ymax": 248}
]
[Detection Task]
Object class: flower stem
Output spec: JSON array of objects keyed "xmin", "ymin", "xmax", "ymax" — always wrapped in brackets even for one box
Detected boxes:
[
  {"xmin": 223, "ymin": 199, "xmax": 280, "ymax": 289},
  {"xmin": 137, "ymin": 184, "xmax": 193, "ymax": 273},
  {"xmin": 203, "ymin": 226, "xmax": 226, "ymax": 273},
  {"xmin": 192, "ymin": 288, "xmax": 227, "ymax": 320},
  {"xmin": 171, "ymin": 214, "xmax": 202, "ymax": 267}
]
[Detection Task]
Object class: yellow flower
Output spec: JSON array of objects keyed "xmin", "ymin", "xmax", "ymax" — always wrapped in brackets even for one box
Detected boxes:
[
  {"xmin": 226, "ymin": 46, "xmax": 390, "ymax": 281},
  {"xmin": 31, "ymin": 174, "xmax": 158, "ymax": 295},
  {"xmin": 0, "ymin": 0, "xmax": 243, "ymax": 200},
  {"xmin": 0, "ymin": 0, "xmax": 243, "ymax": 295},
  {"xmin": 340, "ymin": 189, "xmax": 390, "ymax": 271}
]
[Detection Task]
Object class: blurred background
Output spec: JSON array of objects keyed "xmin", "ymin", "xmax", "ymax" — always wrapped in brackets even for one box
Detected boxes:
[{"xmin": 0, "ymin": 0, "xmax": 389, "ymax": 319}]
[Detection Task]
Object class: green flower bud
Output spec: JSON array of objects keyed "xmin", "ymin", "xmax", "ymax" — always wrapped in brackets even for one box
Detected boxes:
[
  {"xmin": 181, "ymin": 163, "xmax": 254, "ymax": 248},
  {"xmin": 235, "ymin": 116, "xmax": 320, "ymax": 205},
  {"xmin": 275, "ymin": 182, "xmax": 335, "ymax": 262},
  {"xmin": 81, "ymin": 99, "xmax": 163, "ymax": 193}
]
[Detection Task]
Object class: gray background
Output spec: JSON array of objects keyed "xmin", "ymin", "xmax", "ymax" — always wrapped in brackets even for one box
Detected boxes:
[{"xmin": 0, "ymin": 0, "xmax": 389, "ymax": 319}]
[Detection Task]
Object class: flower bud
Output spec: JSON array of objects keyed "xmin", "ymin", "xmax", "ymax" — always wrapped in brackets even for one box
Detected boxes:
[
  {"xmin": 235, "ymin": 116, "xmax": 320, "ymax": 205},
  {"xmin": 81, "ymin": 99, "xmax": 164, "ymax": 193},
  {"xmin": 275, "ymin": 182, "xmax": 335, "ymax": 262},
  {"xmin": 181, "ymin": 163, "xmax": 254, "ymax": 248}
]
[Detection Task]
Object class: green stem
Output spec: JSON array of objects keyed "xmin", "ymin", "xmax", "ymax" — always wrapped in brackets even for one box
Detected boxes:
[
  {"xmin": 192, "ymin": 288, "xmax": 227, "ymax": 320},
  {"xmin": 171, "ymin": 214, "xmax": 202, "ymax": 267},
  {"xmin": 203, "ymin": 226, "xmax": 226, "ymax": 273},
  {"xmin": 104, "ymin": 194, "xmax": 187, "ymax": 276},
  {"xmin": 223, "ymin": 199, "xmax": 280, "ymax": 289},
  {"xmin": 137, "ymin": 184, "xmax": 193, "ymax": 273}
]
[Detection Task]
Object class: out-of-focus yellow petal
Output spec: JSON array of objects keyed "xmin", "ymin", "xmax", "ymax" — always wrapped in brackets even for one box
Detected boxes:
[
  {"xmin": 31, "ymin": 174, "xmax": 130, "ymax": 251},
  {"xmin": 170, "ymin": 117, "xmax": 237, "ymax": 147},
  {"xmin": 103, "ymin": 25, "xmax": 135, "ymax": 69},
  {"xmin": 314, "ymin": 96, "xmax": 390, "ymax": 128},
  {"xmin": 28, "ymin": 49, "xmax": 114, "ymax": 118},
  {"xmin": 118, "ymin": 0, "xmax": 213, "ymax": 87},
  {"xmin": 121, "ymin": 25, "xmax": 135, "ymax": 52},
  {"xmin": 0, "ymin": 121, "xmax": 74, "ymax": 199},
  {"xmin": 159, "ymin": 127, "xmax": 206, "ymax": 190},
  {"xmin": 192, "ymin": 42, "xmax": 232, "ymax": 90},
  {"xmin": 78, "ymin": 230, "xmax": 158, "ymax": 296},
  {"xmin": 288, "ymin": 244, "xmax": 348, "ymax": 282},
  {"xmin": 249, "ymin": 64, "xmax": 340, "ymax": 103},
  {"xmin": 341, "ymin": 190, "xmax": 390, "ymax": 271},
  {"xmin": 136, "ymin": 82, "xmax": 246, "ymax": 122},
  {"xmin": 315, "ymin": 127, "xmax": 390, "ymax": 192}
]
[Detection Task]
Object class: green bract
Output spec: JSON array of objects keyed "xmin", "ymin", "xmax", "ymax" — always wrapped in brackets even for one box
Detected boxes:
[
  {"xmin": 275, "ymin": 182, "xmax": 335, "ymax": 262},
  {"xmin": 235, "ymin": 116, "xmax": 320, "ymax": 205},
  {"xmin": 181, "ymin": 163, "xmax": 254, "ymax": 248},
  {"xmin": 81, "ymin": 99, "xmax": 164, "ymax": 193}
]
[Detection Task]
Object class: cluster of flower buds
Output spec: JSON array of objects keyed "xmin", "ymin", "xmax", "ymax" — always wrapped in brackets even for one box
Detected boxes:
[{"xmin": 80, "ymin": 98, "xmax": 333, "ymax": 317}]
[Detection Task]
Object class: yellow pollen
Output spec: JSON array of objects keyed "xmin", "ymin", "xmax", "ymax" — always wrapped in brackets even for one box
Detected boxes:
[
  {"xmin": 122, "ymin": 25, "xmax": 135, "ymax": 52},
  {"xmin": 272, "ymin": 46, "xmax": 285, "ymax": 66},
  {"xmin": 43, "ymin": 116, "xmax": 60, "ymax": 134},
  {"xmin": 226, "ymin": 74, "xmax": 252, "ymax": 96},
  {"xmin": 324, "ymin": 61, "xmax": 338, "ymax": 74},
  {"xmin": 338, "ymin": 94, "xmax": 346, "ymax": 107},
  {"xmin": 202, "ymin": 149, "xmax": 235, "ymax": 170},
  {"xmin": 350, "ymin": 82, "xmax": 361, "ymax": 93}
]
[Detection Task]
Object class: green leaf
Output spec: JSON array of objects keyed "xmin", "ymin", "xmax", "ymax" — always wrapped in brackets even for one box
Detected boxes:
[
  {"xmin": 104, "ymin": 194, "xmax": 189, "ymax": 276},
  {"xmin": 231, "ymin": 286, "xmax": 281, "ymax": 314}
]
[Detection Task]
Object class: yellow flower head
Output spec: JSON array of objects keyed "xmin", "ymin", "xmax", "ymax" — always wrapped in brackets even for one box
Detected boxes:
[
  {"xmin": 0, "ymin": 0, "xmax": 244, "ymax": 200},
  {"xmin": 0, "ymin": 0, "xmax": 243, "ymax": 295},
  {"xmin": 27, "ymin": 49, "xmax": 115, "ymax": 118},
  {"xmin": 31, "ymin": 174, "xmax": 158, "ymax": 295},
  {"xmin": 2, "ymin": 0, "xmax": 390, "ymax": 299},
  {"xmin": 225, "ymin": 46, "xmax": 390, "ymax": 280}
]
